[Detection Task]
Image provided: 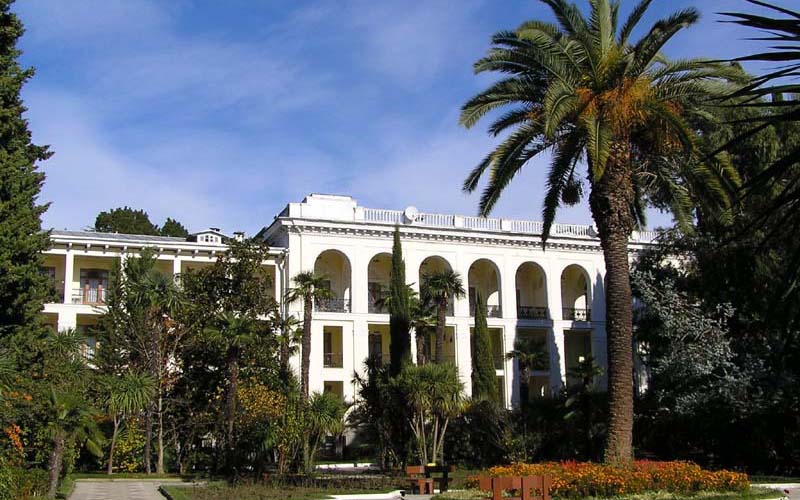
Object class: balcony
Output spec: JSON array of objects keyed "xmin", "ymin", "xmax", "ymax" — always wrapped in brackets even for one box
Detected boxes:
[
  {"xmin": 323, "ymin": 351, "xmax": 343, "ymax": 368},
  {"xmin": 368, "ymin": 298, "xmax": 388, "ymax": 314},
  {"xmin": 316, "ymin": 298, "xmax": 350, "ymax": 313},
  {"xmin": 72, "ymin": 286, "xmax": 107, "ymax": 305},
  {"xmin": 470, "ymin": 303, "xmax": 502, "ymax": 318},
  {"xmin": 563, "ymin": 307, "xmax": 591, "ymax": 322},
  {"xmin": 367, "ymin": 352, "xmax": 391, "ymax": 367},
  {"xmin": 517, "ymin": 306, "xmax": 549, "ymax": 320}
]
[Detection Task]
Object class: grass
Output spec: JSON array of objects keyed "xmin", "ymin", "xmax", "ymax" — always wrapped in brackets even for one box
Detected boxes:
[
  {"xmin": 160, "ymin": 483, "xmax": 398, "ymax": 500},
  {"xmin": 432, "ymin": 487, "xmax": 783, "ymax": 500},
  {"xmin": 751, "ymin": 475, "xmax": 800, "ymax": 484}
]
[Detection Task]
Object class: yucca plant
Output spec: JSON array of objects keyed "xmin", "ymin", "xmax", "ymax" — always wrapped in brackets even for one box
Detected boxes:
[{"xmin": 461, "ymin": 0, "xmax": 740, "ymax": 463}]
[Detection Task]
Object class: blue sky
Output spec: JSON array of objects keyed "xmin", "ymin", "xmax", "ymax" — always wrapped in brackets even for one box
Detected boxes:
[{"xmin": 14, "ymin": 0, "xmax": 794, "ymax": 235}]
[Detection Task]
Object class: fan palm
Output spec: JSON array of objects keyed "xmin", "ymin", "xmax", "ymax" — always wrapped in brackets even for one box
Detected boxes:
[
  {"xmin": 303, "ymin": 391, "xmax": 346, "ymax": 472},
  {"xmin": 104, "ymin": 372, "xmax": 154, "ymax": 474},
  {"xmin": 421, "ymin": 270, "xmax": 465, "ymax": 364},
  {"xmin": 274, "ymin": 314, "xmax": 302, "ymax": 381},
  {"xmin": 286, "ymin": 271, "xmax": 335, "ymax": 399},
  {"xmin": 460, "ymin": 0, "xmax": 740, "ymax": 463}
]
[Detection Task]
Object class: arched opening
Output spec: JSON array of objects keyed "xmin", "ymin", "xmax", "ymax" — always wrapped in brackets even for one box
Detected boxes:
[
  {"xmin": 468, "ymin": 258, "xmax": 502, "ymax": 318},
  {"xmin": 367, "ymin": 252, "xmax": 392, "ymax": 313},
  {"xmin": 314, "ymin": 250, "xmax": 352, "ymax": 312},
  {"xmin": 560, "ymin": 264, "xmax": 590, "ymax": 321},
  {"xmin": 515, "ymin": 262, "xmax": 548, "ymax": 320},
  {"xmin": 419, "ymin": 256, "xmax": 454, "ymax": 316}
]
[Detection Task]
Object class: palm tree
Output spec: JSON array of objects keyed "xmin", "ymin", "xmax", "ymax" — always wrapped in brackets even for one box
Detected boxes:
[
  {"xmin": 45, "ymin": 389, "xmax": 104, "ymax": 498},
  {"xmin": 421, "ymin": 270, "xmax": 465, "ymax": 364},
  {"xmin": 286, "ymin": 271, "xmax": 334, "ymax": 399},
  {"xmin": 460, "ymin": 0, "xmax": 739, "ymax": 463},
  {"xmin": 304, "ymin": 391, "xmax": 346, "ymax": 472},
  {"xmin": 274, "ymin": 314, "xmax": 301, "ymax": 381},
  {"xmin": 104, "ymin": 372, "xmax": 154, "ymax": 475},
  {"xmin": 410, "ymin": 292, "xmax": 436, "ymax": 366},
  {"xmin": 131, "ymin": 267, "xmax": 185, "ymax": 474},
  {"xmin": 506, "ymin": 335, "xmax": 549, "ymax": 399},
  {"xmin": 203, "ymin": 312, "xmax": 264, "ymax": 454}
]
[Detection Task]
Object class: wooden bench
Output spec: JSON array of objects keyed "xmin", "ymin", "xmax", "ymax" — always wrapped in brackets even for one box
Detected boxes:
[
  {"xmin": 425, "ymin": 464, "xmax": 455, "ymax": 492},
  {"xmin": 477, "ymin": 475, "xmax": 552, "ymax": 500},
  {"xmin": 406, "ymin": 465, "xmax": 434, "ymax": 494}
]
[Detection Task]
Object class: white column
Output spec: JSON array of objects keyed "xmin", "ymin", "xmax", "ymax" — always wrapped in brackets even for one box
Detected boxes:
[
  {"xmin": 350, "ymin": 249, "xmax": 367, "ymax": 314},
  {"xmin": 455, "ymin": 321, "xmax": 472, "ymax": 396},
  {"xmin": 546, "ymin": 259, "xmax": 566, "ymax": 391},
  {"xmin": 172, "ymin": 257, "xmax": 181, "ymax": 277},
  {"xmin": 454, "ymin": 258, "xmax": 471, "ymax": 317},
  {"xmin": 63, "ymin": 250, "xmax": 74, "ymax": 304},
  {"xmin": 502, "ymin": 324, "xmax": 515, "ymax": 408},
  {"xmin": 352, "ymin": 318, "xmax": 370, "ymax": 384},
  {"xmin": 549, "ymin": 323, "xmax": 566, "ymax": 391},
  {"xmin": 501, "ymin": 258, "xmax": 517, "ymax": 320}
]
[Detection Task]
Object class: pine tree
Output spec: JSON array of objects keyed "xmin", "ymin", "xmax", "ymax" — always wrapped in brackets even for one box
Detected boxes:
[
  {"xmin": 471, "ymin": 290, "xmax": 498, "ymax": 404},
  {"xmin": 388, "ymin": 227, "xmax": 411, "ymax": 375},
  {"xmin": 160, "ymin": 217, "xmax": 189, "ymax": 237},
  {"xmin": 0, "ymin": 0, "xmax": 53, "ymax": 350}
]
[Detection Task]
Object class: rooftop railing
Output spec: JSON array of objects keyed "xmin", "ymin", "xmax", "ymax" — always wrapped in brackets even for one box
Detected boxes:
[{"xmin": 361, "ymin": 207, "xmax": 659, "ymax": 243}]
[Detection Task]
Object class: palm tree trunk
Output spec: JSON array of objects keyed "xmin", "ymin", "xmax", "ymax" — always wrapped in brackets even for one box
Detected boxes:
[
  {"xmin": 107, "ymin": 416, "xmax": 120, "ymax": 475},
  {"xmin": 301, "ymin": 295, "xmax": 313, "ymax": 399},
  {"xmin": 47, "ymin": 431, "xmax": 65, "ymax": 498},
  {"xmin": 435, "ymin": 300, "xmax": 446, "ymax": 364},
  {"xmin": 144, "ymin": 405, "xmax": 153, "ymax": 474},
  {"xmin": 416, "ymin": 328, "xmax": 426, "ymax": 365},
  {"xmin": 279, "ymin": 329, "xmax": 290, "ymax": 381},
  {"xmin": 157, "ymin": 394, "xmax": 165, "ymax": 474},
  {"xmin": 589, "ymin": 144, "xmax": 636, "ymax": 465},
  {"xmin": 226, "ymin": 347, "xmax": 239, "ymax": 448}
]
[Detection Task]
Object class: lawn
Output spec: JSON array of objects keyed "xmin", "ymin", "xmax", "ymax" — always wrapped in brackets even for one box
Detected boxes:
[
  {"xmin": 432, "ymin": 487, "xmax": 784, "ymax": 500},
  {"xmin": 161, "ymin": 482, "xmax": 399, "ymax": 500}
]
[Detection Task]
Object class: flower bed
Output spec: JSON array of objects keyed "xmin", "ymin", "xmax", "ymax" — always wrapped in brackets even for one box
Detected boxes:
[{"xmin": 467, "ymin": 461, "xmax": 749, "ymax": 498}]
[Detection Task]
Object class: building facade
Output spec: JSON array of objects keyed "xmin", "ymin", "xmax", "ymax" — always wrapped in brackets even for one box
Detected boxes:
[{"xmin": 40, "ymin": 193, "xmax": 657, "ymax": 407}]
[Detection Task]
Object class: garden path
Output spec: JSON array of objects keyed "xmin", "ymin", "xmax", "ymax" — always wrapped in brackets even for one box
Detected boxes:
[{"xmin": 69, "ymin": 479, "xmax": 183, "ymax": 500}]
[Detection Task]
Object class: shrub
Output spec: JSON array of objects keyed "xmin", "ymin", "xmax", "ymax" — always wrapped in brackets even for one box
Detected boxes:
[
  {"xmin": 0, "ymin": 466, "xmax": 48, "ymax": 500},
  {"xmin": 467, "ymin": 461, "xmax": 749, "ymax": 498}
]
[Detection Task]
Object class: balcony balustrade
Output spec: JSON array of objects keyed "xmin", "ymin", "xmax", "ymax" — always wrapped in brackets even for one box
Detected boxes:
[
  {"xmin": 517, "ymin": 306, "xmax": 549, "ymax": 320},
  {"xmin": 368, "ymin": 298, "xmax": 388, "ymax": 314},
  {"xmin": 323, "ymin": 351, "xmax": 344, "ymax": 368},
  {"xmin": 72, "ymin": 286, "xmax": 106, "ymax": 305},
  {"xmin": 563, "ymin": 307, "xmax": 591, "ymax": 322},
  {"xmin": 316, "ymin": 298, "xmax": 350, "ymax": 313},
  {"xmin": 470, "ymin": 303, "xmax": 502, "ymax": 318},
  {"xmin": 367, "ymin": 352, "xmax": 392, "ymax": 367}
]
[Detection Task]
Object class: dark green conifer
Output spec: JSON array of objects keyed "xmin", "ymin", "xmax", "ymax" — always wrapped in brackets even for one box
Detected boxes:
[
  {"xmin": 0, "ymin": 0, "xmax": 53, "ymax": 350},
  {"xmin": 471, "ymin": 290, "xmax": 498, "ymax": 404},
  {"xmin": 388, "ymin": 226, "xmax": 411, "ymax": 375}
]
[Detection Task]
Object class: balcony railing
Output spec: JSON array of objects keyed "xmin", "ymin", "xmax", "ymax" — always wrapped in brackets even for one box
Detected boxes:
[
  {"xmin": 316, "ymin": 298, "xmax": 350, "ymax": 313},
  {"xmin": 72, "ymin": 286, "xmax": 106, "ymax": 305},
  {"xmin": 323, "ymin": 351, "xmax": 343, "ymax": 368},
  {"xmin": 367, "ymin": 353, "xmax": 391, "ymax": 367},
  {"xmin": 563, "ymin": 307, "xmax": 591, "ymax": 322},
  {"xmin": 368, "ymin": 298, "xmax": 388, "ymax": 314},
  {"xmin": 517, "ymin": 306, "xmax": 549, "ymax": 320},
  {"xmin": 470, "ymin": 303, "xmax": 502, "ymax": 318}
]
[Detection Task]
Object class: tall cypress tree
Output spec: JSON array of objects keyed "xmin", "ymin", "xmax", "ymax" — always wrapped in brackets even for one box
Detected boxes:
[
  {"xmin": 0, "ymin": 0, "xmax": 53, "ymax": 350},
  {"xmin": 471, "ymin": 290, "xmax": 498, "ymax": 403},
  {"xmin": 388, "ymin": 226, "xmax": 411, "ymax": 375}
]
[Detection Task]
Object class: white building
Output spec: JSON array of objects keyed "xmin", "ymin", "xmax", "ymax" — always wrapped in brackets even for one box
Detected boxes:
[{"xmin": 40, "ymin": 193, "xmax": 657, "ymax": 407}]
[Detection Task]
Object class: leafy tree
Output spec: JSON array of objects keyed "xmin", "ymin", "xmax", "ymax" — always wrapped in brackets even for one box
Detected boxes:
[
  {"xmin": 94, "ymin": 207, "xmax": 190, "ymax": 238},
  {"xmin": 103, "ymin": 372, "xmax": 154, "ymax": 474},
  {"xmin": 459, "ymin": 0, "xmax": 740, "ymax": 463},
  {"xmin": 286, "ymin": 272, "xmax": 333, "ymax": 399},
  {"xmin": 395, "ymin": 363, "xmax": 464, "ymax": 465},
  {"xmin": 0, "ymin": 0, "xmax": 52, "ymax": 354},
  {"xmin": 160, "ymin": 217, "xmax": 189, "ymax": 238},
  {"xmin": 471, "ymin": 290, "xmax": 499, "ymax": 404},
  {"xmin": 421, "ymin": 270, "xmax": 465, "ymax": 364},
  {"xmin": 389, "ymin": 227, "xmax": 412, "ymax": 374},
  {"xmin": 180, "ymin": 239, "xmax": 278, "ymax": 472},
  {"xmin": 94, "ymin": 207, "xmax": 159, "ymax": 235}
]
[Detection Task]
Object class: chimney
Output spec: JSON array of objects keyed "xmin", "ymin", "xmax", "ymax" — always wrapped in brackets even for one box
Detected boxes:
[{"xmin": 210, "ymin": 227, "xmax": 221, "ymax": 232}]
